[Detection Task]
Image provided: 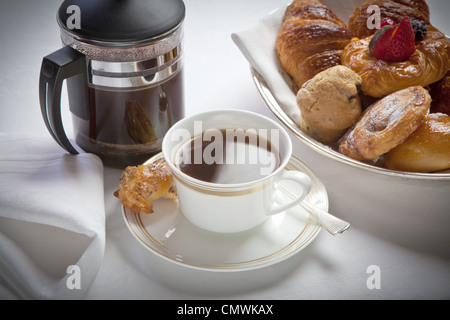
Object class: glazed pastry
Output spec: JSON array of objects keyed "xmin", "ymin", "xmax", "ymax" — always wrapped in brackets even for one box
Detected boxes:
[
  {"xmin": 296, "ymin": 66, "xmax": 363, "ymax": 144},
  {"xmin": 348, "ymin": 0, "xmax": 430, "ymax": 39},
  {"xmin": 275, "ymin": 0, "xmax": 354, "ymax": 88},
  {"xmin": 384, "ymin": 113, "xmax": 450, "ymax": 172},
  {"xmin": 339, "ymin": 86, "xmax": 431, "ymax": 161},
  {"xmin": 429, "ymin": 69, "xmax": 450, "ymax": 115},
  {"xmin": 341, "ymin": 25, "xmax": 450, "ymax": 97},
  {"xmin": 114, "ymin": 158, "xmax": 177, "ymax": 214}
]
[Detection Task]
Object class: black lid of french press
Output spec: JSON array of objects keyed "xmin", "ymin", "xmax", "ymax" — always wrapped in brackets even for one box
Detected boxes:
[{"xmin": 58, "ymin": 0, "xmax": 185, "ymax": 44}]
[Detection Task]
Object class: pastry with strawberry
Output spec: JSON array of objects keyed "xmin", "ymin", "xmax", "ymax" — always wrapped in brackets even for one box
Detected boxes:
[{"xmin": 341, "ymin": 15, "xmax": 449, "ymax": 97}]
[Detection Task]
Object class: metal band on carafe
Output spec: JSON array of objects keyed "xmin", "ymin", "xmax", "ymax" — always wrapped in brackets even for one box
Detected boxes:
[
  {"xmin": 59, "ymin": 21, "xmax": 184, "ymax": 88},
  {"xmin": 88, "ymin": 45, "xmax": 183, "ymax": 88}
]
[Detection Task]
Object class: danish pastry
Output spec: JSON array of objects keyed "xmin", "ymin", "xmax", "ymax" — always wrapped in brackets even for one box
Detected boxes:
[
  {"xmin": 339, "ymin": 86, "xmax": 431, "ymax": 161},
  {"xmin": 384, "ymin": 113, "xmax": 450, "ymax": 172},
  {"xmin": 275, "ymin": 0, "xmax": 354, "ymax": 88},
  {"xmin": 341, "ymin": 25, "xmax": 450, "ymax": 97}
]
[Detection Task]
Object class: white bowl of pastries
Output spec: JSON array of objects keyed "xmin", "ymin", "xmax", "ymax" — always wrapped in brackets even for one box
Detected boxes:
[
  {"xmin": 243, "ymin": 0, "xmax": 450, "ymax": 254},
  {"xmin": 251, "ymin": 0, "xmax": 450, "ymax": 180}
]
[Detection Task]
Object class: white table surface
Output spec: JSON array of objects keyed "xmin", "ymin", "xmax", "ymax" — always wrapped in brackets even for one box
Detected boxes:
[{"xmin": 1, "ymin": 0, "xmax": 450, "ymax": 300}]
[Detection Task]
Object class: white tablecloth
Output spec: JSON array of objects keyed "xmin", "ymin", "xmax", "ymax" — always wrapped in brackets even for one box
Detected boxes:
[{"xmin": 1, "ymin": 0, "xmax": 449, "ymax": 300}]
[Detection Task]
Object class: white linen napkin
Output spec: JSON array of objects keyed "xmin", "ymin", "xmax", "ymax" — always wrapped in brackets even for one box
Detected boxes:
[
  {"xmin": 231, "ymin": 0, "xmax": 365, "ymax": 126},
  {"xmin": 0, "ymin": 133, "xmax": 105, "ymax": 299}
]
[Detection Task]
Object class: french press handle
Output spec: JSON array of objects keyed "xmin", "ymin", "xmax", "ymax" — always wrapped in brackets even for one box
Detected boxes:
[{"xmin": 39, "ymin": 45, "xmax": 90, "ymax": 154}]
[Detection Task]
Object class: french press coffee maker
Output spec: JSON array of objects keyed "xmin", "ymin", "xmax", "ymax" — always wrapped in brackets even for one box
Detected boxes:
[{"xmin": 40, "ymin": 0, "xmax": 185, "ymax": 168}]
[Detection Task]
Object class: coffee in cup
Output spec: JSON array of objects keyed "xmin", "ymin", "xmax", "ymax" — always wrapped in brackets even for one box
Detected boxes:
[
  {"xmin": 162, "ymin": 110, "xmax": 312, "ymax": 233},
  {"xmin": 174, "ymin": 128, "xmax": 280, "ymax": 184}
]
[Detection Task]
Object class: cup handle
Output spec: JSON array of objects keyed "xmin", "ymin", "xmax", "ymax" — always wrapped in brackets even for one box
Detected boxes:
[
  {"xmin": 39, "ymin": 45, "xmax": 89, "ymax": 154},
  {"xmin": 267, "ymin": 171, "xmax": 312, "ymax": 216}
]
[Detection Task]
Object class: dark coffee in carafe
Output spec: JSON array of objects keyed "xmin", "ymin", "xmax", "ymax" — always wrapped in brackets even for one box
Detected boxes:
[
  {"xmin": 74, "ymin": 70, "xmax": 184, "ymax": 168},
  {"xmin": 39, "ymin": 0, "xmax": 186, "ymax": 168}
]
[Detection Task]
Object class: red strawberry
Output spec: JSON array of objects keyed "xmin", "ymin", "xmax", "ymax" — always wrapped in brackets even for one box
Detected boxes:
[
  {"xmin": 385, "ymin": 17, "xmax": 416, "ymax": 61},
  {"xmin": 372, "ymin": 17, "xmax": 416, "ymax": 62},
  {"xmin": 371, "ymin": 25, "xmax": 395, "ymax": 59}
]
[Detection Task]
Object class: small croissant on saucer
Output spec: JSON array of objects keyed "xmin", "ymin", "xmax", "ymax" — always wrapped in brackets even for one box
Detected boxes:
[{"xmin": 114, "ymin": 158, "xmax": 177, "ymax": 214}]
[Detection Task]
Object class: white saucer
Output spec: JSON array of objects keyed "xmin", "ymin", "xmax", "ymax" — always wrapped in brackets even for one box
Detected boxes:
[{"xmin": 122, "ymin": 154, "xmax": 328, "ymax": 272}]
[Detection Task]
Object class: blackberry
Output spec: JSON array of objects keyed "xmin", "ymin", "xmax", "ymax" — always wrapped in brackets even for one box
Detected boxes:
[{"xmin": 410, "ymin": 18, "xmax": 428, "ymax": 41}]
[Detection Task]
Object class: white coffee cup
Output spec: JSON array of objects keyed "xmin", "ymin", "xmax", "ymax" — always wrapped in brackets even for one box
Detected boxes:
[{"xmin": 162, "ymin": 109, "xmax": 312, "ymax": 233}]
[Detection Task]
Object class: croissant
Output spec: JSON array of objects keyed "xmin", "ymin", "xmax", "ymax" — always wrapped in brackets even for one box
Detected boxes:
[
  {"xmin": 275, "ymin": 0, "xmax": 354, "ymax": 89},
  {"xmin": 348, "ymin": 0, "xmax": 430, "ymax": 38},
  {"xmin": 342, "ymin": 25, "xmax": 450, "ymax": 97}
]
